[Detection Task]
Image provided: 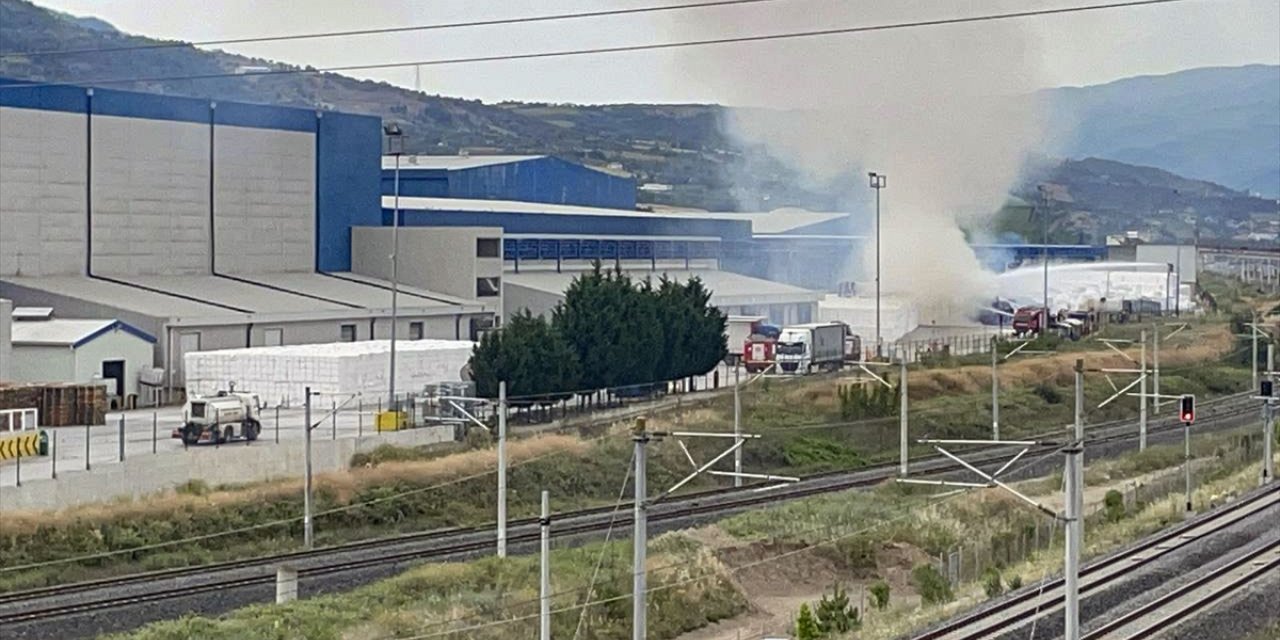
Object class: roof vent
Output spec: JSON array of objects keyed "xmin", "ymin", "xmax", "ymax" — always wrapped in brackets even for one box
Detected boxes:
[{"xmin": 11, "ymin": 307, "xmax": 53, "ymax": 321}]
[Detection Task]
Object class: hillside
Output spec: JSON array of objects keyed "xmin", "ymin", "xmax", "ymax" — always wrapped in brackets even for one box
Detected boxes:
[
  {"xmin": 1, "ymin": 0, "xmax": 1276, "ymax": 228},
  {"xmin": 1043, "ymin": 64, "xmax": 1280, "ymax": 197}
]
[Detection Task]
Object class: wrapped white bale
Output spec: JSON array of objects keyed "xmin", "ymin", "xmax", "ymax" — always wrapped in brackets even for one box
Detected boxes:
[{"xmin": 184, "ymin": 339, "xmax": 475, "ymax": 405}]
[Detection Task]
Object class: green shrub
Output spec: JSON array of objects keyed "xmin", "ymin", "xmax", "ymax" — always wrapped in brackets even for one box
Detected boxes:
[
  {"xmin": 782, "ymin": 436, "xmax": 864, "ymax": 470},
  {"xmin": 1104, "ymin": 489, "xmax": 1126, "ymax": 523},
  {"xmin": 795, "ymin": 602, "xmax": 821, "ymax": 640},
  {"xmin": 912, "ymin": 564, "xmax": 954, "ymax": 606},
  {"xmin": 869, "ymin": 580, "xmax": 891, "ymax": 610},
  {"xmin": 815, "ymin": 583, "xmax": 861, "ymax": 634},
  {"xmin": 1007, "ymin": 573, "xmax": 1024, "ymax": 590},
  {"xmin": 1032, "ymin": 383, "xmax": 1063, "ymax": 404},
  {"xmin": 982, "ymin": 567, "xmax": 1004, "ymax": 598},
  {"xmin": 173, "ymin": 480, "xmax": 211, "ymax": 496}
]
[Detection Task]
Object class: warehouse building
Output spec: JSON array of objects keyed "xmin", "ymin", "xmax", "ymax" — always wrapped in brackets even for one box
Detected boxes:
[
  {"xmin": 6, "ymin": 308, "xmax": 156, "ymax": 402},
  {"xmin": 0, "ymin": 78, "xmax": 494, "ymax": 391},
  {"xmin": 382, "ymin": 155, "xmax": 636, "ymax": 210}
]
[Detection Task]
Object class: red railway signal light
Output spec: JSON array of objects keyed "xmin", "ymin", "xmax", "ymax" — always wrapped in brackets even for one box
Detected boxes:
[{"xmin": 1179, "ymin": 395, "xmax": 1195, "ymax": 424}]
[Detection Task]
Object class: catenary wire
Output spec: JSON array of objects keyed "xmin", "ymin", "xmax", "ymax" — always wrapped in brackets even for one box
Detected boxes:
[
  {"xmin": 0, "ymin": 0, "xmax": 791, "ymax": 59},
  {"xmin": 0, "ymin": 0, "xmax": 1193, "ymax": 92}
]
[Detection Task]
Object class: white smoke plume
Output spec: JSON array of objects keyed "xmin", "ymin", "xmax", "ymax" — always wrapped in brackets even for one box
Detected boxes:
[{"xmin": 664, "ymin": 0, "xmax": 1049, "ymax": 320}]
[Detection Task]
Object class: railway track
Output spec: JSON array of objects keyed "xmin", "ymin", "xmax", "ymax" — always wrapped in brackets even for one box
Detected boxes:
[
  {"xmin": 1081, "ymin": 537, "xmax": 1280, "ymax": 639},
  {"xmin": 910, "ymin": 482, "xmax": 1280, "ymax": 640},
  {"xmin": 0, "ymin": 391, "xmax": 1262, "ymax": 629}
]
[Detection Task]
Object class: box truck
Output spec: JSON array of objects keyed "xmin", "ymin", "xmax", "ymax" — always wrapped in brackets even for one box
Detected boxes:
[{"xmin": 776, "ymin": 322, "xmax": 846, "ymax": 374}]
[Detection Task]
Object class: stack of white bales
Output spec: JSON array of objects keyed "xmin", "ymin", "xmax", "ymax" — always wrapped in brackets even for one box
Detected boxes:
[{"xmin": 184, "ymin": 339, "xmax": 474, "ymax": 405}]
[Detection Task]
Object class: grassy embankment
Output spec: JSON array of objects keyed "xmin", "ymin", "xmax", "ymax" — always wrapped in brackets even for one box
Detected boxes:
[
  {"xmin": 104, "ymin": 417, "xmax": 1276, "ymax": 640},
  {"xmin": 0, "ymin": 320, "xmax": 1251, "ymax": 592}
]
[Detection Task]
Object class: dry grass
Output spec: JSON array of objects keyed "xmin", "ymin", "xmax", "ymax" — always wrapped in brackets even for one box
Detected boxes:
[{"xmin": 0, "ymin": 434, "xmax": 589, "ymax": 535}]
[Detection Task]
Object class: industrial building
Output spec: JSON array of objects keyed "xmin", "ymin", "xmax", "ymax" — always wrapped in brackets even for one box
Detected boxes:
[
  {"xmin": 382, "ymin": 155, "xmax": 636, "ymax": 210},
  {"xmin": 5, "ymin": 308, "xmax": 156, "ymax": 401},
  {"xmin": 0, "ymin": 77, "xmax": 494, "ymax": 392}
]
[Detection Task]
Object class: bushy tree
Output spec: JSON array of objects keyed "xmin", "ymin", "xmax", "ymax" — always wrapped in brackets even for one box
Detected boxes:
[
  {"xmin": 912, "ymin": 564, "xmax": 954, "ymax": 606},
  {"xmin": 795, "ymin": 603, "xmax": 821, "ymax": 640},
  {"xmin": 815, "ymin": 583, "xmax": 861, "ymax": 634},
  {"xmin": 869, "ymin": 580, "xmax": 891, "ymax": 610},
  {"xmin": 470, "ymin": 310, "xmax": 580, "ymax": 402},
  {"xmin": 983, "ymin": 567, "xmax": 1004, "ymax": 598}
]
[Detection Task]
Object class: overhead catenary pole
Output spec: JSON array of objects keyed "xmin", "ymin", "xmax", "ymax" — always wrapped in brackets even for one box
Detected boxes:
[
  {"xmin": 632, "ymin": 419, "xmax": 650, "ymax": 640},
  {"xmin": 1252, "ymin": 315, "xmax": 1260, "ymax": 391},
  {"xmin": 1064, "ymin": 358, "xmax": 1085, "ymax": 640},
  {"xmin": 1040, "ymin": 185, "xmax": 1050, "ymax": 336},
  {"xmin": 733, "ymin": 364, "xmax": 742, "ymax": 487},
  {"xmin": 539, "ymin": 489, "xmax": 551, "ymax": 640},
  {"xmin": 1139, "ymin": 329, "xmax": 1148, "ymax": 451},
  {"xmin": 991, "ymin": 335, "xmax": 999, "ymax": 441},
  {"xmin": 304, "ymin": 386, "xmax": 314, "ymax": 550},
  {"xmin": 869, "ymin": 172, "xmax": 886, "ymax": 357},
  {"xmin": 498, "ymin": 380, "xmax": 508, "ymax": 558},
  {"xmin": 900, "ymin": 346, "xmax": 909, "ymax": 476},
  {"xmin": 1264, "ymin": 343, "xmax": 1275, "ymax": 487},
  {"xmin": 1184, "ymin": 410, "xmax": 1193, "ymax": 512}
]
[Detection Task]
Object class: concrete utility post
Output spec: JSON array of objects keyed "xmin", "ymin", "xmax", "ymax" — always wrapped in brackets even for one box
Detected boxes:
[
  {"xmin": 303, "ymin": 386, "xmax": 314, "ymax": 550},
  {"xmin": 733, "ymin": 364, "xmax": 742, "ymax": 487},
  {"xmin": 497, "ymin": 380, "xmax": 508, "ymax": 558},
  {"xmin": 991, "ymin": 335, "xmax": 999, "ymax": 441},
  {"xmin": 632, "ymin": 420, "xmax": 650, "ymax": 640},
  {"xmin": 900, "ymin": 346, "xmax": 909, "ymax": 476},
  {"xmin": 1251, "ymin": 316, "xmax": 1260, "ymax": 391},
  {"xmin": 1140, "ymin": 329, "xmax": 1148, "ymax": 451},
  {"xmin": 1064, "ymin": 358, "xmax": 1086, "ymax": 640},
  {"xmin": 1262, "ymin": 344, "xmax": 1275, "ymax": 487},
  {"xmin": 539, "ymin": 490, "xmax": 551, "ymax": 640}
]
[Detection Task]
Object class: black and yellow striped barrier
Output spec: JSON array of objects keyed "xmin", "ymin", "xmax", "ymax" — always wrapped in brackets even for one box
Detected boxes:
[{"xmin": 0, "ymin": 430, "xmax": 47, "ymax": 460}]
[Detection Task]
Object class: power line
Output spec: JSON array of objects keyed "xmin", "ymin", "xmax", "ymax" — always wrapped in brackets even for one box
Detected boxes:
[
  {"xmin": 0, "ymin": 0, "xmax": 789, "ymax": 59},
  {"xmin": 0, "ymin": 0, "xmax": 1193, "ymax": 92}
]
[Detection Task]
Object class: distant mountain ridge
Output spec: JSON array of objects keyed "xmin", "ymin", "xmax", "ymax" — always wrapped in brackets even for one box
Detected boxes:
[
  {"xmin": 0, "ymin": 0, "xmax": 1276, "ymax": 226},
  {"xmin": 1042, "ymin": 64, "xmax": 1280, "ymax": 197}
]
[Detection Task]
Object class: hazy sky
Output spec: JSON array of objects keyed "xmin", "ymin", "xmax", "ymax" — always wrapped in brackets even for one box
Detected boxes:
[{"xmin": 28, "ymin": 0, "xmax": 1280, "ymax": 105}]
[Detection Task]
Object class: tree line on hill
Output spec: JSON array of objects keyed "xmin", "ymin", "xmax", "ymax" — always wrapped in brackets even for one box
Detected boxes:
[{"xmin": 469, "ymin": 265, "xmax": 728, "ymax": 403}]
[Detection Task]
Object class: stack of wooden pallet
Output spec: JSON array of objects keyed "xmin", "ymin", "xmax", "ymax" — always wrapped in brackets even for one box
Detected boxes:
[{"xmin": 0, "ymin": 382, "xmax": 107, "ymax": 426}]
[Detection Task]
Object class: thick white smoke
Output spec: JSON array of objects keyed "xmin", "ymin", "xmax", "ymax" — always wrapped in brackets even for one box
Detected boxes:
[{"xmin": 664, "ymin": 0, "xmax": 1049, "ymax": 320}]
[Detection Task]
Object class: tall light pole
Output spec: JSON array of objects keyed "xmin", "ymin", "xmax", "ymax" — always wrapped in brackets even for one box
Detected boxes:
[
  {"xmin": 1039, "ymin": 185, "xmax": 1050, "ymax": 336},
  {"xmin": 869, "ymin": 172, "xmax": 887, "ymax": 357},
  {"xmin": 384, "ymin": 123, "xmax": 404, "ymax": 410}
]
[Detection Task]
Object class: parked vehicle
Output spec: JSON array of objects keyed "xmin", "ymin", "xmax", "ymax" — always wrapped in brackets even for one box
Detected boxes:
[
  {"xmin": 742, "ymin": 337, "xmax": 776, "ymax": 373},
  {"xmin": 173, "ymin": 390, "xmax": 264, "ymax": 445},
  {"xmin": 776, "ymin": 322, "xmax": 847, "ymax": 374},
  {"xmin": 725, "ymin": 315, "xmax": 768, "ymax": 364},
  {"xmin": 1117, "ymin": 298, "xmax": 1162, "ymax": 323}
]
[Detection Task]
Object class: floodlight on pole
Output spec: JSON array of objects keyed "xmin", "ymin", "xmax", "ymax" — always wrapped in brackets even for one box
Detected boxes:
[
  {"xmin": 868, "ymin": 171, "xmax": 887, "ymax": 357},
  {"xmin": 383, "ymin": 122, "xmax": 404, "ymax": 410}
]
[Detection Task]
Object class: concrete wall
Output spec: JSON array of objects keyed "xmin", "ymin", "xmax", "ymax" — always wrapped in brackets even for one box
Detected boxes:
[
  {"xmin": 7, "ymin": 345, "xmax": 74, "ymax": 386},
  {"xmin": 90, "ymin": 115, "xmax": 210, "ymax": 275},
  {"xmin": 214, "ymin": 125, "xmax": 316, "ymax": 274},
  {"xmin": 72, "ymin": 329, "xmax": 156, "ymax": 398},
  {"xmin": 352, "ymin": 226, "xmax": 504, "ymax": 303},
  {"xmin": 0, "ymin": 299, "xmax": 11, "ymax": 380},
  {"xmin": 0, "ymin": 424, "xmax": 454, "ymax": 511},
  {"xmin": 0, "ymin": 107, "xmax": 88, "ymax": 278}
]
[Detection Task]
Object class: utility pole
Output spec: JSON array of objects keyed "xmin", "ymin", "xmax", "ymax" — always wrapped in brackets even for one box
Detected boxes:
[
  {"xmin": 1153, "ymin": 324, "xmax": 1162, "ymax": 414},
  {"xmin": 868, "ymin": 172, "xmax": 887, "ymax": 358},
  {"xmin": 632, "ymin": 420, "xmax": 650, "ymax": 640},
  {"xmin": 1040, "ymin": 185, "xmax": 1050, "ymax": 337},
  {"xmin": 303, "ymin": 386, "xmax": 314, "ymax": 550},
  {"xmin": 1064, "ymin": 359, "xmax": 1085, "ymax": 640},
  {"xmin": 1251, "ymin": 315, "xmax": 1260, "ymax": 391},
  {"xmin": 539, "ymin": 489, "xmax": 551, "ymax": 640},
  {"xmin": 497, "ymin": 380, "xmax": 508, "ymax": 558},
  {"xmin": 1139, "ymin": 329, "xmax": 1148, "ymax": 451},
  {"xmin": 733, "ymin": 364, "xmax": 742, "ymax": 487},
  {"xmin": 991, "ymin": 335, "xmax": 999, "ymax": 441},
  {"xmin": 899, "ymin": 346, "xmax": 909, "ymax": 476}
]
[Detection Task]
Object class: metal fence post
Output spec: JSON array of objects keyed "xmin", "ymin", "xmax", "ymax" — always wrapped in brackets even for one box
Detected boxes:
[
  {"xmin": 332, "ymin": 400, "xmax": 337, "ymax": 440},
  {"xmin": 152, "ymin": 411, "xmax": 158, "ymax": 454},
  {"xmin": 85, "ymin": 422, "xmax": 91, "ymax": 471},
  {"xmin": 275, "ymin": 405, "xmax": 281, "ymax": 444},
  {"xmin": 51, "ymin": 430, "xmax": 57, "ymax": 480},
  {"xmin": 118, "ymin": 414, "xmax": 126, "ymax": 462},
  {"xmin": 15, "ymin": 447, "xmax": 20, "ymax": 486},
  {"xmin": 358, "ymin": 399, "xmax": 363, "ymax": 437}
]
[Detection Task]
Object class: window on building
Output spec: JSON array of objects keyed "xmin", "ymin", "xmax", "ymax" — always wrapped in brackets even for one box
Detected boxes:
[
  {"xmin": 264, "ymin": 328, "xmax": 284, "ymax": 346},
  {"xmin": 340, "ymin": 324, "xmax": 357, "ymax": 342},
  {"xmin": 476, "ymin": 238, "xmax": 501, "ymax": 258},
  {"xmin": 476, "ymin": 277, "xmax": 501, "ymax": 298},
  {"xmin": 409, "ymin": 321, "xmax": 424, "ymax": 340}
]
